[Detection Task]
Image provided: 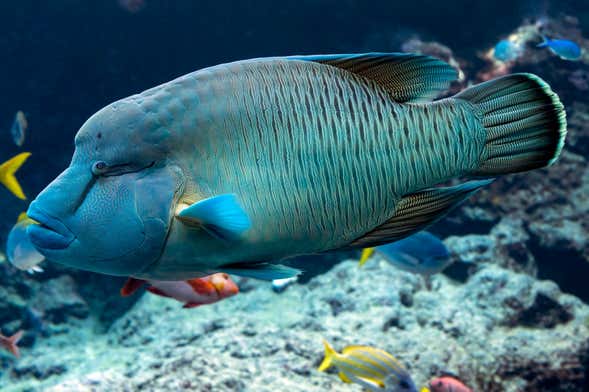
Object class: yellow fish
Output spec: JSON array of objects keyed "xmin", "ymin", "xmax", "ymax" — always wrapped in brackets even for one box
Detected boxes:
[
  {"xmin": 359, "ymin": 248, "xmax": 375, "ymax": 267},
  {"xmin": 0, "ymin": 153, "xmax": 31, "ymax": 200},
  {"xmin": 318, "ymin": 339, "xmax": 417, "ymax": 391}
]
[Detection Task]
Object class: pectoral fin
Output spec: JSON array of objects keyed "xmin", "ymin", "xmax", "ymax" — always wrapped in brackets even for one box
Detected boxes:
[
  {"xmin": 220, "ymin": 262, "xmax": 302, "ymax": 281},
  {"xmin": 348, "ymin": 180, "xmax": 493, "ymax": 249},
  {"xmin": 176, "ymin": 194, "xmax": 251, "ymax": 241}
]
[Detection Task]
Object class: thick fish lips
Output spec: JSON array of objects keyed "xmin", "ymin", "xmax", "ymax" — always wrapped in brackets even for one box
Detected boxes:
[{"xmin": 26, "ymin": 203, "xmax": 75, "ymax": 250}]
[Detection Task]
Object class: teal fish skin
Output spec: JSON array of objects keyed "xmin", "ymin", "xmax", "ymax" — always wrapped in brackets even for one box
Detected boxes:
[
  {"xmin": 152, "ymin": 59, "xmax": 485, "ymax": 275},
  {"xmin": 25, "ymin": 54, "xmax": 566, "ymax": 279}
]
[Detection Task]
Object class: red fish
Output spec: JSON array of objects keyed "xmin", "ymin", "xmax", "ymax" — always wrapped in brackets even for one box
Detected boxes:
[
  {"xmin": 429, "ymin": 376, "xmax": 473, "ymax": 392},
  {"xmin": 0, "ymin": 330, "xmax": 23, "ymax": 358},
  {"xmin": 121, "ymin": 273, "xmax": 239, "ymax": 308}
]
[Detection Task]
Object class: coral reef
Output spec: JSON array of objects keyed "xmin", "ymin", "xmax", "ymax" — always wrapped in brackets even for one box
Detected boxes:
[{"xmin": 0, "ymin": 251, "xmax": 588, "ymax": 391}]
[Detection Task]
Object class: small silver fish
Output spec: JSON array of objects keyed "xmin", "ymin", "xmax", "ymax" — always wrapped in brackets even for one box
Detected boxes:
[
  {"xmin": 6, "ymin": 213, "xmax": 45, "ymax": 273},
  {"xmin": 10, "ymin": 111, "xmax": 27, "ymax": 147}
]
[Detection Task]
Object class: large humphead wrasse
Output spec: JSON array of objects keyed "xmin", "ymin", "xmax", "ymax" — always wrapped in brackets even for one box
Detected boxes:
[{"xmin": 26, "ymin": 53, "xmax": 566, "ymax": 280}]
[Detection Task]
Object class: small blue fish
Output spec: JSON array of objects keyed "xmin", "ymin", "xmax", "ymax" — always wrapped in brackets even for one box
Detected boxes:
[
  {"xmin": 493, "ymin": 40, "xmax": 522, "ymax": 62},
  {"xmin": 537, "ymin": 36, "xmax": 582, "ymax": 61},
  {"xmin": 6, "ymin": 213, "xmax": 45, "ymax": 273},
  {"xmin": 359, "ymin": 231, "xmax": 451, "ymax": 276}
]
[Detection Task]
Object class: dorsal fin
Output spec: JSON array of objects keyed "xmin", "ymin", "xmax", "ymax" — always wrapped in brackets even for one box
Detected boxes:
[
  {"xmin": 289, "ymin": 53, "xmax": 457, "ymax": 102},
  {"xmin": 346, "ymin": 180, "xmax": 493, "ymax": 249}
]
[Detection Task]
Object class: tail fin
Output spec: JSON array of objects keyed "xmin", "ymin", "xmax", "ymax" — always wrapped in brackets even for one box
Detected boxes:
[
  {"xmin": 537, "ymin": 35, "xmax": 550, "ymax": 48},
  {"xmin": 0, "ymin": 152, "xmax": 31, "ymax": 200},
  {"xmin": 4, "ymin": 330, "xmax": 23, "ymax": 358},
  {"xmin": 318, "ymin": 340, "xmax": 337, "ymax": 372},
  {"xmin": 455, "ymin": 73, "xmax": 566, "ymax": 176},
  {"xmin": 358, "ymin": 248, "xmax": 375, "ymax": 267}
]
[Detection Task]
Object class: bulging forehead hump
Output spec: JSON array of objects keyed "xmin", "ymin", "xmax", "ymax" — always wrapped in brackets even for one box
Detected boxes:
[{"xmin": 74, "ymin": 94, "xmax": 175, "ymax": 160}]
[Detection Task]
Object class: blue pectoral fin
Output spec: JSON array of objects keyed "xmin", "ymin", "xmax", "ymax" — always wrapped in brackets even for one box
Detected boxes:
[
  {"xmin": 177, "ymin": 194, "xmax": 251, "ymax": 241},
  {"xmin": 221, "ymin": 262, "xmax": 302, "ymax": 281}
]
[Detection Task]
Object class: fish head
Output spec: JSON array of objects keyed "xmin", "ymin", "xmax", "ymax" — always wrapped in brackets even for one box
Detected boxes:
[
  {"xmin": 208, "ymin": 273, "xmax": 240, "ymax": 298},
  {"xmin": 27, "ymin": 98, "xmax": 185, "ymax": 276}
]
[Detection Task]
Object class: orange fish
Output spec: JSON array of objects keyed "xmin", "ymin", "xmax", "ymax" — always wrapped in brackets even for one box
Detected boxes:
[
  {"xmin": 429, "ymin": 376, "xmax": 473, "ymax": 392},
  {"xmin": 0, "ymin": 330, "xmax": 23, "ymax": 358},
  {"xmin": 121, "ymin": 273, "xmax": 239, "ymax": 308}
]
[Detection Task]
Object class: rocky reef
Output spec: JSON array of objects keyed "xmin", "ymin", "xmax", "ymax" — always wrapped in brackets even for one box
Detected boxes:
[{"xmin": 1, "ymin": 244, "xmax": 588, "ymax": 391}]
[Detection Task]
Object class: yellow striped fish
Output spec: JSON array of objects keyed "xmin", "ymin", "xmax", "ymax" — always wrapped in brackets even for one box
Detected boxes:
[{"xmin": 318, "ymin": 339, "xmax": 417, "ymax": 391}]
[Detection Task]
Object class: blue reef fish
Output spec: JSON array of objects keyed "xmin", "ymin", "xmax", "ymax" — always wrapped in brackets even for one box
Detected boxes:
[
  {"xmin": 25, "ymin": 53, "xmax": 566, "ymax": 280},
  {"xmin": 10, "ymin": 111, "xmax": 28, "ymax": 147},
  {"xmin": 0, "ymin": 153, "xmax": 30, "ymax": 200},
  {"xmin": 6, "ymin": 213, "xmax": 45, "ymax": 273},
  {"xmin": 537, "ymin": 36, "xmax": 582, "ymax": 61},
  {"xmin": 359, "ymin": 231, "xmax": 451, "ymax": 275},
  {"xmin": 318, "ymin": 339, "xmax": 417, "ymax": 392},
  {"xmin": 493, "ymin": 40, "xmax": 523, "ymax": 62}
]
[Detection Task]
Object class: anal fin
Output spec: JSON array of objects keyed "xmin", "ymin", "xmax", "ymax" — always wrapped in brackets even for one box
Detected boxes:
[{"xmin": 348, "ymin": 180, "xmax": 493, "ymax": 248}]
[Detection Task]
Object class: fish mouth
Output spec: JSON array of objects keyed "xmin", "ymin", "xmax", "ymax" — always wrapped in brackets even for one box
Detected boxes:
[{"xmin": 26, "ymin": 203, "xmax": 75, "ymax": 250}]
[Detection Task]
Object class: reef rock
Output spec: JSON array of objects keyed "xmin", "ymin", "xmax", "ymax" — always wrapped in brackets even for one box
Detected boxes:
[{"xmin": 1, "ymin": 255, "xmax": 587, "ymax": 392}]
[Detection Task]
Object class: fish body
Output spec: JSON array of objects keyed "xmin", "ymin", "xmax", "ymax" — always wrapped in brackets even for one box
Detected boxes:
[
  {"xmin": 538, "ymin": 37, "xmax": 582, "ymax": 61},
  {"xmin": 0, "ymin": 330, "xmax": 23, "ymax": 358},
  {"xmin": 493, "ymin": 40, "xmax": 523, "ymax": 62},
  {"xmin": 0, "ymin": 153, "xmax": 30, "ymax": 200},
  {"xmin": 429, "ymin": 376, "xmax": 473, "ymax": 392},
  {"xmin": 318, "ymin": 340, "xmax": 417, "ymax": 392},
  {"xmin": 360, "ymin": 232, "xmax": 450, "ymax": 275},
  {"xmin": 10, "ymin": 111, "xmax": 27, "ymax": 147},
  {"xmin": 26, "ymin": 53, "xmax": 566, "ymax": 280},
  {"xmin": 6, "ymin": 213, "xmax": 45, "ymax": 273},
  {"xmin": 121, "ymin": 273, "xmax": 239, "ymax": 308}
]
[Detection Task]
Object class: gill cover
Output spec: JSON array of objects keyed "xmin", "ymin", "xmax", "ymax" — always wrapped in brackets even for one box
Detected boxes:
[{"xmin": 28, "ymin": 163, "xmax": 183, "ymax": 276}]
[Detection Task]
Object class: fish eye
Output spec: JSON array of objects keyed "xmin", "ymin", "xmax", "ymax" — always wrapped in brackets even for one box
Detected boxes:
[
  {"xmin": 399, "ymin": 380, "xmax": 411, "ymax": 389},
  {"xmin": 92, "ymin": 161, "xmax": 109, "ymax": 175}
]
